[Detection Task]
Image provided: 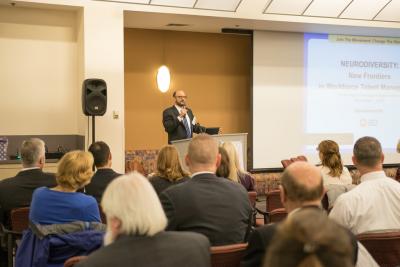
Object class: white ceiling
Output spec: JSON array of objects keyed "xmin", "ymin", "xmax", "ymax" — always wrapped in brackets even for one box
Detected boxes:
[
  {"xmin": 111, "ymin": 0, "xmax": 242, "ymax": 11},
  {"xmin": 264, "ymin": 0, "xmax": 399, "ymax": 22},
  {"xmin": 98, "ymin": 0, "xmax": 400, "ymax": 22}
]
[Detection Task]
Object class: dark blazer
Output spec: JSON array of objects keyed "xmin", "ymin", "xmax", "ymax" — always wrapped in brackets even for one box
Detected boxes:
[
  {"xmin": 149, "ymin": 175, "xmax": 190, "ymax": 196},
  {"xmin": 76, "ymin": 231, "xmax": 211, "ymax": 267},
  {"xmin": 160, "ymin": 173, "xmax": 252, "ymax": 246},
  {"xmin": 85, "ymin": 168, "xmax": 121, "ymax": 202},
  {"xmin": 0, "ymin": 168, "xmax": 56, "ymax": 226},
  {"xmin": 240, "ymin": 206, "xmax": 358, "ymax": 267},
  {"xmin": 162, "ymin": 105, "xmax": 205, "ymax": 143}
]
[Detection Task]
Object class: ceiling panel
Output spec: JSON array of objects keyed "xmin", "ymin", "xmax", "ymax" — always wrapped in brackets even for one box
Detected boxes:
[
  {"xmin": 150, "ymin": 0, "xmax": 195, "ymax": 8},
  {"xmin": 264, "ymin": 0, "xmax": 313, "ymax": 15},
  {"xmin": 304, "ymin": 0, "xmax": 352, "ymax": 17},
  {"xmin": 340, "ymin": 0, "xmax": 391, "ymax": 20},
  {"xmin": 115, "ymin": 0, "xmax": 150, "ymax": 3},
  {"xmin": 375, "ymin": 0, "xmax": 400, "ymax": 21},
  {"xmin": 194, "ymin": 0, "xmax": 242, "ymax": 11}
]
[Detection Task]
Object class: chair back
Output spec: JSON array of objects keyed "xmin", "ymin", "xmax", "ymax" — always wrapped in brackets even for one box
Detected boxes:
[
  {"xmin": 10, "ymin": 207, "xmax": 30, "ymax": 232},
  {"xmin": 281, "ymin": 156, "xmax": 307, "ymax": 168},
  {"xmin": 281, "ymin": 159, "xmax": 292, "ymax": 168},
  {"xmin": 321, "ymin": 193, "xmax": 329, "ymax": 211},
  {"xmin": 357, "ymin": 231, "xmax": 400, "ymax": 267},
  {"xmin": 211, "ymin": 243, "xmax": 248, "ymax": 267},
  {"xmin": 395, "ymin": 168, "xmax": 400, "ymax": 182},
  {"xmin": 266, "ymin": 190, "xmax": 283, "ymax": 212},
  {"xmin": 64, "ymin": 255, "xmax": 88, "ymax": 267},
  {"xmin": 269, "ymin": 208, "xmax": 287, "ymax": 223}
]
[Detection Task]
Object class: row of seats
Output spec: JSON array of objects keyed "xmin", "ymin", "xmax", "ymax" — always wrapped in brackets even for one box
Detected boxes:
[
  {"xmin": 65, "ymin": 243, "xmax": 249, "ymax": 267},
  {"xmin": 63, "ymin": 231, "xmax": 400, "ymax": 267}
]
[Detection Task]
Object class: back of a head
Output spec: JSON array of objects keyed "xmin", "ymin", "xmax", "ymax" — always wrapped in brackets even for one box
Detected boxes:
[
  {"xmin": 20, "ymin": 138, "xmax": 45, "ymax": 168},
  {"xmin": 56, "ymin": 150, "xmax": 94, "ymax": 190},
  {"xmin": 221, "ymin": 142, "xmax": 240, "ymax": 182},
  {"xmin": 353, "ymin": 136, "xmax": 382, "ymax": 168},
  {"xmin": 156, "ymin": 145, "xmax": 188, "ymax": 181},
  {"xmin": 317, "ymin": 140, "xmax": 343, "ymax": 177},
  {"xmin": 188, "ymin": 134, "xmax": 218, "ymax": 167},
  {"xmin": 281, "ymin": 162, "xmax": 323, "ymax": 203},
  {"xmin": 101, "ymin": 172, "xmax": 167, "ymax": 236},
  {"xmin": 216, "ymin": 147, "xmax": 230, "ymax": 179},
  {"xmin": 88, "ymin": 141, "xmax": 110, "ymax": 168},
  {"xmin": 264, "ymin": 209, "xmax": 354, "ymax": 267}
]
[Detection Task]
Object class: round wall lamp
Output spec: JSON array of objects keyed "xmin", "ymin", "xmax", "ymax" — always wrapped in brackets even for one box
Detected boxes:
[{"xmin": 156, "ymin": 65, "xmax": 171, "ymax": 93}]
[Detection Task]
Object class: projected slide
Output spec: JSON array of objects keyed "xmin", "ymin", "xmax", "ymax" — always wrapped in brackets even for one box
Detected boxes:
[{"xmin": 305, "ymin": 34, "xmax": 400, "ymax": 150}]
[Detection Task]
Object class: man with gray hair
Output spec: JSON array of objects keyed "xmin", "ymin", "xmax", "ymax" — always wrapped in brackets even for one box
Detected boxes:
[
  {"xmin": 330, "ymin": 136, "xmax": 400, "ymax": 234},
  {"xmin": 160, "ymin": 134, "xmax": 252, "ymax": 246},
  {"xmin": 0, "ymin": 138, "xmax": 56, "ymax": 226},
  {"xmin": 77, "ymin": 172, "xmax": 211, "ymax": 267}
]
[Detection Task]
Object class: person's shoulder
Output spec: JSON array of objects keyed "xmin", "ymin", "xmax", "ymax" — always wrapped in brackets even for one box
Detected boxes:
[
  {"xmin": 158, "ymin": 231, "xmax": 210, "ymax": 251},
  {"xmin": 163, "ymin": 106, "xmax": 175, "ymax": 113}
]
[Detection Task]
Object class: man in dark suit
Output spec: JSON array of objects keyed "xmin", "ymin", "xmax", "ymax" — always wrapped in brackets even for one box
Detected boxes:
[
  {"xmin": 160, "ymin": 134, "xmax": 252, "ymax": 246},
  {"xmin": 0, "ymin": 138, "xmax": 56, "ymax": 227},
  {"xmin": 162, "ymin": 90, "xmax": 206, "ymax": 144},
  {"xmin": 241, "ymin": 162, "xmax": 358, "ymax": 267},
  {"xmin": 86, "ymin": 141, "xmax": 121, "ymax": 202},
  {"xmin": 77, "ymin": 172, "xmax": 211, "ymax": 267}
]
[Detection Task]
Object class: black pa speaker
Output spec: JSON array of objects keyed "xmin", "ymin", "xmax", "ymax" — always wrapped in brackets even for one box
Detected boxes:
[{"xmin": 82, "ymin": 78, "xmax": 107, "ymax": 116}]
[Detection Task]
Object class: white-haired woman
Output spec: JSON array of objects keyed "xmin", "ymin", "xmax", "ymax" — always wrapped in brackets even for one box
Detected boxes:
[{"xmin": 77, "ymin": 172, "xmax": 211, "ymax": 267}]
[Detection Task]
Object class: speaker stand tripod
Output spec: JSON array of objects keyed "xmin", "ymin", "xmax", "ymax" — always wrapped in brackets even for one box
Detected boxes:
[{"xmin": 91, "ymin": 115, "xmax": 96, "ymax": 143}]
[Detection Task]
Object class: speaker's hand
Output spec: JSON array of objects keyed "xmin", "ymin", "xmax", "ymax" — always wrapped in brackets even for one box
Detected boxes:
[{"xmin": 179, "ymin": 108, "xmax": 187, "ymax": 118}]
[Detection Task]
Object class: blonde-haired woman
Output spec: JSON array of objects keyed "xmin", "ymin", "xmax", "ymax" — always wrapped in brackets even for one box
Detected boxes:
[
  {"xmin": 221, "ymin": 142, "xmax": 255, "ymax": 191},
  {"xmin": 150, "ymin": 145, "xmax": 190, "ymax": 196},
  {"xmin": 29, "ymin": 150, "xmax": 100, "ymax": 224},
  {"xmin": 317, "ymin": 140, "xmax": 352, "ymax": 186}
]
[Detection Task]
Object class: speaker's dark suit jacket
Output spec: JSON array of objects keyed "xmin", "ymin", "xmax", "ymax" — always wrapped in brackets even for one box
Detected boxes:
[
  {"xmin": 240, "ymin": 206, "xmax": 358, "ymax": 267},
  {"xmin": 76, "ymin": 231, "xmax": 211, "ymax": 267},
  {"xmin": 85, "ymin": 168, "xmax": 121, "ymax": 203},
  {"xmin": 162, "ymin": 105, "xmax": 205, "ymax": 143},
  {"xmin": 0, "ymin": 168, "xmax": 56, "ymax": 226},
  {"xmin": 160, "ymin": 173, "xmax": 252, "ymax": 246}
]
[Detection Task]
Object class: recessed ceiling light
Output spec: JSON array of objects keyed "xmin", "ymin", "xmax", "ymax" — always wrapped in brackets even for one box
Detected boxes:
[{"xmin": 166, "ymin": 23, "xmax": 190, "ymax": 27}]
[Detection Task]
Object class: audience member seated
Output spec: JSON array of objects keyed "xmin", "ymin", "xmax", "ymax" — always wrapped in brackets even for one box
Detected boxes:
[
  {"xmin": 330, "ymin": 136, "xmax": 400, "ymax": 235},
  {"xmin": 221, "ymin": 142, "xmax": 255, "ymax": 191},
  {"xmin": 263, "ymin": 208, "xmax": 355, "ymax": 267},
  {"xmin": 160, "ymin": 134, "xmax": 252, "ymax": 246},
  {"xmin": 76, "ymin": 172, "xmax": 211, "ymax": 267},
  {"xmin": 86, "ymin": 141, "xmax": 121, "ymax": 202},
  {"xmin": 241, "ymin": 162, "xmax": 358, "ymax": 267},
  {"xmin": 216, "ymin": 146, "xmax": 230, "ymax": 178},
  {"xmin": 317, "ymin": 140, "xmax": 352, "ymax": 186},
  {"xmin": 29, "ymin": 151, "xmax": 100, "ymax": 225},
  {"xmin": 149, "ymin": 145, "xmax": 190, "ymax": 196},
  {"xmin": 0, "ymin": 138, "xmax": 56, "ymax": 226}
]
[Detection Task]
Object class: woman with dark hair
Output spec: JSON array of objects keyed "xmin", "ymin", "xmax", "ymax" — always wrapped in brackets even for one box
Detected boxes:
[
  {"xmin": 264, "ymin": 209, "xmax": 354, "ymax": 267},
  {"xmin": 221, "ymin": 142, "xmax": 255, "ymax": 191},
  {"xmin": 149, "ymin": 145, "xmax": 190, "ymax": 196},
  {"xmin": 216, "ymin": 147, "xmax": 230, "ymax": 179},
  {"xmin": 317, "ymin": 140, "xmax": 352, "ymax": 186}
]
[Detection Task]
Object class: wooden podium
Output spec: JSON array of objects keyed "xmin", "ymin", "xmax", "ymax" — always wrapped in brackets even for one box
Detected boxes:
[{"xmin": 171, "ymin": 133, "xmax": 248, "ymax": 171}]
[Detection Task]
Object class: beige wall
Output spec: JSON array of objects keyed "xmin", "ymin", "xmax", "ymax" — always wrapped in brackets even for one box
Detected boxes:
[
  {"xmin": 125, "ymin": 29, "xmax": 251, "ymax": 150},
  {"xmin": 0, "ymin": 6, "xmax": 78, "ymax": 135}
]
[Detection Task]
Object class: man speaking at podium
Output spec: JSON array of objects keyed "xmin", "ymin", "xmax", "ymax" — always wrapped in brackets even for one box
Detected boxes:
[{"xmin": 163, "ymin": 90, "xmax": 206, "ymax": 144}]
